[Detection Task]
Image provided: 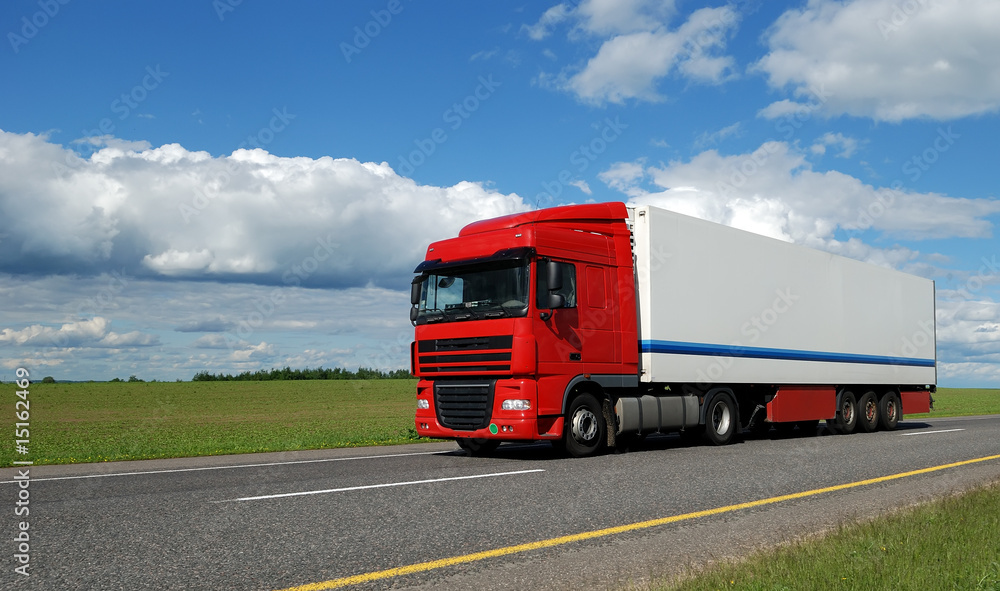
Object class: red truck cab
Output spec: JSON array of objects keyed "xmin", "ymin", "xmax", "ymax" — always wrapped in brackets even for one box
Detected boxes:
[{"xmin": 410, "ymin": 202, "xmax": 637, "ymax": 455}]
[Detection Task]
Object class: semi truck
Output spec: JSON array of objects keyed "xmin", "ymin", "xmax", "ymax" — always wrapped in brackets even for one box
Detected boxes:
[{"xmin": 409, "ymin": 202, "xmax": 935, "ymax": 456}]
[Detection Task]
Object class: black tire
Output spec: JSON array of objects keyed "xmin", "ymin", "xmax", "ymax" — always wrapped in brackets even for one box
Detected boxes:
[
  {"xmin": 704, "ymin": 392, "xmax": 738, "ymax": 446},
  {"xmin": 878, "ymin": 392, "xmax": 901, "ymax": 431},
  {"xmin": 857, "ymin": 390, "xmax": 879, "ymax": 433},
  {"xmin": 828, "ymin": 390, "xmax": 858, "ymax": 434},
  {"xmin": 563, "ymin": 393, "xmax": 606, "ymax": 457},
  {"xmin": 456, "ymin": 437, "xmax": 500, "ymax": 456}
]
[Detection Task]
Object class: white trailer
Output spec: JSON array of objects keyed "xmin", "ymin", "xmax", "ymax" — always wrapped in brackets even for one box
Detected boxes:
[{"xmin": 631, "ymin": 205, "xmax": 936, "ymax": 387}]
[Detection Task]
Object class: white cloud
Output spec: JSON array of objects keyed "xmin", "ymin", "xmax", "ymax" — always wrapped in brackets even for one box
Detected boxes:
[
  {"xmin": 755, "ymin": 0, "xmax": 1000, "ymax": 121},
  {"xmin": 0, "ymin": 317, "xmax": 158, "ymax": 348},
  {"xmin": 811, "ymin": 132, "xmax": 861, "ymax": 158},
  {"xmin": 574, "ymin": 0, "xmax": 677, "ymax": 36},
  {"xmin": 527, "ymin": 3, "xmax": 740, "ymax": 105},
  {"xmin": 569, "ymin": 180, "xmax": 592, "ymax": 195},
  {"xmin": 694, "ymin": 122, "xmax": 742, "ymax": 149},
  {"xmin": 469, "ymin": 48, "xmax": 500, "ymax": 62},
  {"xmin": 597, "ymin": 160, "xmax": 647, "ymax": 197},
  {"xmin": 0, "ymin": 130, "xmax": 528, "ymax": 287},
  {"xmin": 521, "ymin": 4, "xmax": 571, "ymax": 41},
  {"xmin": 565, "ymin": 6, "xmax": 740, "ymax": 104},
  {"xmin": 231, "ymin": 341, "xmax": 277, "ymax": 362},
  {"xmin": 600, "ymin": 141, "xmax": 1000, "ymax": 252},
  {"xmin": 757, "ymin": 99, "xmax": 810, "ymax": 120}
]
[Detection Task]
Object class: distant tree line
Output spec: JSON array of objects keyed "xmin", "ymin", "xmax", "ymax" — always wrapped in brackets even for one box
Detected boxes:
[{"xmin": 191, "ymin": 366, "xmax": 413, "ymax": 382}]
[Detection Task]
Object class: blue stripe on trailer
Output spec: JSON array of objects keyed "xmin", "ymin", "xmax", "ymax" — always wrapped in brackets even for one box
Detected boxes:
[{"xmin": 640, "ymin": 340, "xmax": 935, "ymax": 368}]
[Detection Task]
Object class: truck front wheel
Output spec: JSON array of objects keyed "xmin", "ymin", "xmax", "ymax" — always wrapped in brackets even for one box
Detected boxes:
[
  {"xmin": 704, "ymin": 392, "xmax": 738, "ymax": 445},
  {"xmin": 564, "ymin": 393, "xmax": 606, "ymax": 457}
]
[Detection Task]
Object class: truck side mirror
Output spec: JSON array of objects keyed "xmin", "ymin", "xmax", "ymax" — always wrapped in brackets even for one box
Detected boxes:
[
  {"xmin": 546, "ymin": 259, "xmax": 562, "ymax": 291},
  {"xmin": 410, "ymin": 276, "xmax": 423, "ymax": 305},
  {"xmin": 540, "ymin": 260, "xmax": 566, "ymax": 320},
  {"xmin": 410, "ymin": 276, "xmax": 423, "ymax": 324}
]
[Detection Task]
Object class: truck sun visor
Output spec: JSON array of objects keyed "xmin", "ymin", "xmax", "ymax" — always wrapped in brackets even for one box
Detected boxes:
[{"xmin": 413, "ymin": 246, "xmax": 535, "ymax": 273}]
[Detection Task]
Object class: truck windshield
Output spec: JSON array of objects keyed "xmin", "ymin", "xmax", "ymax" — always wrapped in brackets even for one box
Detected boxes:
[{"xmin": 415, "ymin": 260, "xmax": 530, "ymax": 324}]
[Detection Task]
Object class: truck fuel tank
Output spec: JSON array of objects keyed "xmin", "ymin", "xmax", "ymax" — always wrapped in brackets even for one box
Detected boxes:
[{"xmin": 615, "ymin": 395, "xmax": 700, "ymax": 435}]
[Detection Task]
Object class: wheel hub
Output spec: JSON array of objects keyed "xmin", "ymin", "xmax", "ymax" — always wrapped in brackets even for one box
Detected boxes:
[
  {"xmin": 712, "ymin": 402, "xmax": 731, "ymax": 434},
  {"xmin": 572, "ymin": 408, "xmax": 598, "ymax": 443}
]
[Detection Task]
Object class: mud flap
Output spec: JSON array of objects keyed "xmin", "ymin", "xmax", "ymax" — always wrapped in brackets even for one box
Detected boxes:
[{"xmin": 603, "ymin": 398, "xmax": 617, "ymax": 449}]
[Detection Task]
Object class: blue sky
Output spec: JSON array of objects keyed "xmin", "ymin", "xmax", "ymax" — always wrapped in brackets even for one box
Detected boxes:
[{"xmin": 1, "ymin": 0, "xmax": 998, "ymax": 386}]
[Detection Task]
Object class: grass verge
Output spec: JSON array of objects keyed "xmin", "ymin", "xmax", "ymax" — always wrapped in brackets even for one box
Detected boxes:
[
  {"xmin": 657, "ymin": 481, "xmax": 1000, "ymax": 591},
  {"xmin": 1, "ymin": 380, "xmax": 421, "ymax": 467},
  {"xmin": 907, "ymin": 388, "xmax": 1000, "ymax": 419},
  {"xmin": 2, "ymin": 384, "xmax": 996, "ymax": 468}
]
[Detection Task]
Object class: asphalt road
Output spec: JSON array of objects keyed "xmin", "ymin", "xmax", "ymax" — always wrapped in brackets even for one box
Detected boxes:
[{"xmin": 3, "ymin": 415, "xmax": 1000, "ymax": 591}]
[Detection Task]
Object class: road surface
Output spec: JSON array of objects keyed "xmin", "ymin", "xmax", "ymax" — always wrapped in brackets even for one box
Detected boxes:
[{"xmin": 3, "ymin": 415, "xmax": 1000, "ymax": 590}]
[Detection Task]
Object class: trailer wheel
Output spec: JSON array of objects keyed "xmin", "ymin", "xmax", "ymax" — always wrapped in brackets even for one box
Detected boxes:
[
  {"xmin": 704, "ymin": 393, "xmax": 738, "ymax": 446},
  {"xmin": 827, "ymin": 391, "xmax": 858, "ymax": 434},
  {"xmin": 857, "ymin": 391, "xmax": 879, "ymax": 433},
  {"xmin": 878, "ymin": 392, "xmax": 900, "ymax": 431},
  {"xmin": 564, "ymin": 393, "xmax": 606, "ymax": 457},
  {"xmin": 457, "ymin": 438, "xmax": 500, "ymax": 456}
]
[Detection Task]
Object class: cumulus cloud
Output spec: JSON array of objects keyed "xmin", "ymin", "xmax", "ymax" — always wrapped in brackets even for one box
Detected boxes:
[
  {"xmin": 0, "ymin": 317, "xmax": 158, "ymax": 348},
  {"xmin": 0, "ymin": 130, "xmax": 528, "ymax": 287},
  {"xmin": 527, "ymin": 2, "xmax": 740, "ymax": 105},
  {"xmin": 755, "ymin": 0, "xmax": 1000, "ymax": 121},
  {"xmin": 574, "ymin": 0, "xmax": 677, "ymax": 36},
  {"xmin": 600, "ymin": 141, "xmax": 1000, "ymax": 254}
]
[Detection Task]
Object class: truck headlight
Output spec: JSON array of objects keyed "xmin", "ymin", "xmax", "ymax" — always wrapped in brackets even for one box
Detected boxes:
[
  {"xmin": 501, "ymin": 399, "xmax": 531, "ymax": 411},
  {"xmin": 417, "ymin": 399, "xmax": 430, "ymax": 410}
]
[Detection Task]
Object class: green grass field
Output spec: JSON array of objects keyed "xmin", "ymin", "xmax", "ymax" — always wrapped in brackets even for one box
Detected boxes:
[
  {"xmin": 1, "ymin": 379, "xmax": 419, "ymax": 467},
  {"xmin": 1, "ymin": 384, "xmax": 996, "ymax": 468},
  {"xmin": 907, "ymin": 387, "xmax": 1000, "ymax": 419},
  {"xmin": 657, "ymin": 482, "xmax": 1000, "ymax": 591}
]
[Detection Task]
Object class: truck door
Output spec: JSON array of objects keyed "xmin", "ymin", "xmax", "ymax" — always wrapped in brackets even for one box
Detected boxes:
[{"xmin": 534, "ymin": 260, "xmax": 583, "ymax": 401}]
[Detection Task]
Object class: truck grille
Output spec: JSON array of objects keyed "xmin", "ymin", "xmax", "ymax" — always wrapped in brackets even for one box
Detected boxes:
[
  {"xmin": 434, "ymin": 380, "xmax": 495, "ymax": 431},
  {"xmin": 417, "ymin": 336, "xmax": 513, "ymax": 375}
]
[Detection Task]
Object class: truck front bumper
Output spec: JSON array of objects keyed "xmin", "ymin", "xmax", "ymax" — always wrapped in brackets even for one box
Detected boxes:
[{"xmin": 414, "ymin": 378, "xmax": 564, "ymax": 441}]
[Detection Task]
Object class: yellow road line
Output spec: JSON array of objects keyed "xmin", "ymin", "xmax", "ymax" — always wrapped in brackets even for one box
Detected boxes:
[{"xmin": 276, "ymin": 453, "xmax": 1000, "ymax": 591}]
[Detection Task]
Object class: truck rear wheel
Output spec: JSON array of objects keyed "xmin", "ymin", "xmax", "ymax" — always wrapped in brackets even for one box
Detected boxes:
[
  {"xmin": 704, "ymin": 392, "xmax": 738, "ymax": 445},
  {"xmin": 878, "ymin": 392, "xmax": 900, "ymax": 431},
  {"xmin": 827, "ymin": 391, "xmax": 858, "ymax": 434},
  {"xmin": 564, "ymin": 393, "xmax": 606, "ymax": 457},
  {"xmin": 857, "ymin": 390, "xmax": 879, "ymax": 433}
]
